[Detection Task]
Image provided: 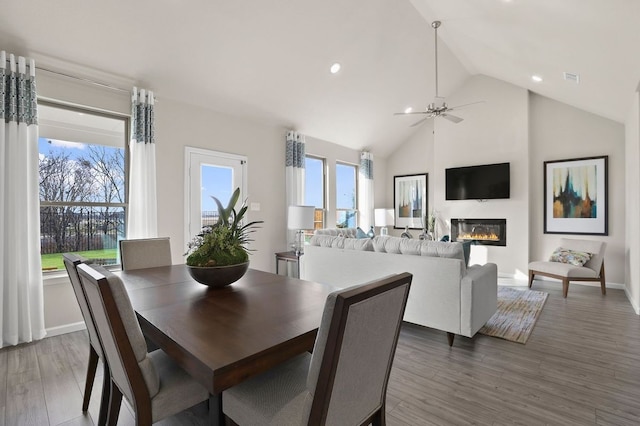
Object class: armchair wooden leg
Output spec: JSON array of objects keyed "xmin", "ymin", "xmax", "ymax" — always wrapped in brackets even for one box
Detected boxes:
[
  {"xmin": 562, "ymin": 278, "xmax": 569, "ymax": 298},
  {"xmin": 107, "ymin": 380, "xmax": 122, "ymax": 426},
  {"xmin": 600, "ymin": 263, "xmax": 606, "ymax": 295},
  {"xmin": 98, "ymin": 362, "xmax": 110, "ymax": 426},
  {"xmin": 528, "ymin": 270, "xmax": 535, "ymax": 288},
  {"xmin": 447, "ymin": 332, "xmax": 455, "ymax": 347},
  {"xmin": 83, "ymin": 346, "xmax": 99, "ymax": 412}
]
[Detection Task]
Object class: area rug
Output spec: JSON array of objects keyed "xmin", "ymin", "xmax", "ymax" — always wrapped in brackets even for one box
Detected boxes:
[{"xmin": 478, "ymin": 286, "xmax": 548, "ymax": 344}]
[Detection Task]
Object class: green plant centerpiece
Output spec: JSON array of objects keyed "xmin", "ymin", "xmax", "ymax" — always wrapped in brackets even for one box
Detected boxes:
[{"xmin": 185, "ymin": 188, "xmax": 262, "ymax": 287}]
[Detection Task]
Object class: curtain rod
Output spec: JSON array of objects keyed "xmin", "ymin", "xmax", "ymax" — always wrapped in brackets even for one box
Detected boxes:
[{"xmin": 4, "ymin": 58, "xmax": 131, "ymax": 94}]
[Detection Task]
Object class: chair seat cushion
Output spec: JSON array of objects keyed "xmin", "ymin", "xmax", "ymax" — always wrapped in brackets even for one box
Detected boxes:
[
  {"xmin": 223, "ymin": 353, "xmax": 311, "ymax": 426},
  {"xmin": 149, "ymin": 350, "xmax": 209, "ymax": 422},
  {"xmin": 529, "ymin": 261, "xmax": 599, "ymax": 279}
]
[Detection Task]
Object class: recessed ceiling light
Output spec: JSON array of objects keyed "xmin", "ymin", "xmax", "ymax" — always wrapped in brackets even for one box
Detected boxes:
[
  {"xmin": 531, "ymin": 75, "xmax": 543, "ymax": 83},
  {"xmin": 330, "ymin": 63, "xmax": 341, "ymax": 74},
  {"xmin": 404, "ymin": 107, "xmax": 413, "ymax": 114}
]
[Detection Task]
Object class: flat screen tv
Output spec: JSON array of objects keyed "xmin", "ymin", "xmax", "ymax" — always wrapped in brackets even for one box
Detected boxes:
[{"xmin": 445, "ymin": 162, "xmax": 510, "ymax": 200}]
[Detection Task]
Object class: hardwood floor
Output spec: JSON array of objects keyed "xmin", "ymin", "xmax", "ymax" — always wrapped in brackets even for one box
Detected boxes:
[{"xmin": 1, "ymin": 280, "xmax": 638, "ymax": 425}]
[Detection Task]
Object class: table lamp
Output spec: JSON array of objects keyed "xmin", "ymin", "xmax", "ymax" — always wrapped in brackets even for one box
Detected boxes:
[
  {"xmin": 287, "ymin": 205, "xmax": 315, "ymax": 255},
  {"xmin": 374, "ymin": 208, "xmax": 394, "ymax": 236}
]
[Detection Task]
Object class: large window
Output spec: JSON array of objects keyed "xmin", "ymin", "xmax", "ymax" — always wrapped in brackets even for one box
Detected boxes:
[
  {"xmin": 305, "ymin": 155, "xmax": 326, "ymax": 230},
  {"xmin": 336, "ymin": 162, "xmax": 358, "ymax": 228},
  {"xmin": 38, "ymin": 102, "xmax": 128, "ymax": 271}
]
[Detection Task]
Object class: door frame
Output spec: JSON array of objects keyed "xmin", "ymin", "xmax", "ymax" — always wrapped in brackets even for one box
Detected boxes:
[{"xmin": 184, "ymin": 146, "xmax": 248, "ymax": 251}]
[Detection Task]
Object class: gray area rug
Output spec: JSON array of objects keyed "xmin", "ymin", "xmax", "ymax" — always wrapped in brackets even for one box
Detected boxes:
[{"xmin": 478, "ymin": 286, "xmax": 548, "ymax": 344}]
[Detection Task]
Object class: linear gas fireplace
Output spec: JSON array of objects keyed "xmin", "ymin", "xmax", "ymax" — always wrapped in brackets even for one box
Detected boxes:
[{"xmin": 451, "ymin": 219, "xmax": 506, "ymax": 247}]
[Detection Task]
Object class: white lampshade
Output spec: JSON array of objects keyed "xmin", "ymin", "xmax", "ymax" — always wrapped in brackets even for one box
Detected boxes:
[
  {"xmin": 374, "ymin": 208, "xmax": 394, "ymax": 227},
  {"xmin": 287, "ymin": 205, "xmax": 315, "ymax": 230}
]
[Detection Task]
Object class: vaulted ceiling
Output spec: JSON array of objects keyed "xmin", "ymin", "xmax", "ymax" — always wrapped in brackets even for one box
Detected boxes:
[{"xmin": 1, "ymin": 0, "xmax": 638, "ymax": 157}]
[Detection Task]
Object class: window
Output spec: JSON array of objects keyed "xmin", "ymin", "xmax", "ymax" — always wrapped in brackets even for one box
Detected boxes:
[
  {"xmin": 38, "ymin": 102, "xmax": 128, "ymax": 271},
  {"xmin": 336, "ymin": 162, "xmax": 358, "ymax": 228},
  {"xmin": 305, "ymin": 155, "xmax": 326, "ymax": 230}
]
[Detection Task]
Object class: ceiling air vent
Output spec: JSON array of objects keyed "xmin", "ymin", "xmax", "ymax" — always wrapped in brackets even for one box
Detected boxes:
[{"xmin": 563, "ymin": 72, "xmax": 580, "ymax": 84}]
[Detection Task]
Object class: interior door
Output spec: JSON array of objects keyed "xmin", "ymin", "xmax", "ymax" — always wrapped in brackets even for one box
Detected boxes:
[{"xmin": 185, "ymin": 147, "xmax": 247, "ymax": 250}]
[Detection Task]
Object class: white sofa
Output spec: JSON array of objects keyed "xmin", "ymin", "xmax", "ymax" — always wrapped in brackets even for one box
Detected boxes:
[{"xmin": 300, "ymin": 234, "xmax": 498, "ymax": 345}]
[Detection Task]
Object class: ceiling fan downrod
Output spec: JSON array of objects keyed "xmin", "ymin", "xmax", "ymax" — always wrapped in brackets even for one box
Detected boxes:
[{"xmin": 432, "ymin": 20, "xmax": 441, "ymax": 100}]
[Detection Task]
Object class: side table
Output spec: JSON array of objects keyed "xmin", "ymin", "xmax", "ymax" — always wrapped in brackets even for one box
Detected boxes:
[{"xmin": 275, "ymin": 251, "xmax": 301, "ymax": 278}]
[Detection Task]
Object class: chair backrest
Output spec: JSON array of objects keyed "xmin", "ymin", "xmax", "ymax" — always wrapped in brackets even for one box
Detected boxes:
[
  {"xmin": 76, "ymin": 263, "xmax": 160, "ymax": 409},
  {"xmin": 303, "ymin": 272, "xmax": 412, "ymax": 425},
  {"xmin": 63, "ymin": 253, "xmax": 103, "ymax": 358},
  {"xmin": 119, "ymin": 237, "xmax": 171, "ymax": 270},
  {"xmin": 560, "ymin": 238, "xmax": 606, "ymax": 275}
]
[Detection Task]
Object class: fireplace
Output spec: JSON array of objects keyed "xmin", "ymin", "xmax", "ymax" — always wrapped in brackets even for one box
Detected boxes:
[{"xmin": 451, "ymin": 219, "xmax": 506, "ymax": 247}]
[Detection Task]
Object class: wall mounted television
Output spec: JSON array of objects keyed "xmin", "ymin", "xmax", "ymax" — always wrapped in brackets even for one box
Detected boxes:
[{"xmin": 445, "ymin": 162, "xmax": 510, "ymax": 200}]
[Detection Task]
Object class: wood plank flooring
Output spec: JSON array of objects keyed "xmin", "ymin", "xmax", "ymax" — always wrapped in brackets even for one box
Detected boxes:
[{"xmin": 0, "ymin": 280, "xmax": 638, "ymax": 425}]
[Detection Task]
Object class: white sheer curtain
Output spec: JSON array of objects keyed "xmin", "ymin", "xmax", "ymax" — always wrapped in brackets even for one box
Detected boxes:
[
  {"xmin": 285, "ymin": 131, "xmax": 306, "ymax": 244},
  {"xmin": 0, "ymin": 51, "xmax": 46, "ymax": 347},
  {"xmin": 359, "ymin": 151, "xmax": 374, "ymax": 230},
  {"xmin": 127, "ymin": 87, "xmax": 157, "ymax": 239}
]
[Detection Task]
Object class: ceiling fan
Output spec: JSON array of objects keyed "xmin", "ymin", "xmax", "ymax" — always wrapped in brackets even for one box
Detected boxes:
[{"xmin": 395, "ymin": 20, "xmax": 484, "ymax": 127}]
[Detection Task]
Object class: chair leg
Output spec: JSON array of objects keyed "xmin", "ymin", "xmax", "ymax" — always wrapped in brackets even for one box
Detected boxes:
[
  {"xmin": 562, "ymin": 278, "xmax": 569, "ymax": 298},
  {"xmin": 209, "ymin": 394, "xmax": 224, "ymax": 426},
  {"xmin": 107, "ymin": 380, "xmax": 122, "ymax": 426},
  {"xmin": 600, "ymin": 263, "xmax": 607, "ymax": 295},
  {"xmin": 447, "ymin": 332, "xmax": 455, "ymax": 347},
  {"xmin": 528, "ymin": 270, "xmax": 535, "ymax": 288},
  {"xmin": 83, "ymin": 345, "xmax": 99, "ymax": 412},
  {"xmin": 98, "ymin": 362, "xmax": 110, "ymax": 426},
  {"xmin": 372, "ymin": 404, "xmax": 386, "ymax": 426}
]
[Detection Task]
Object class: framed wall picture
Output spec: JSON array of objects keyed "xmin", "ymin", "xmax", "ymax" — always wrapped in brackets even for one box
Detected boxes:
[
  {"xmin": 544, "ymin": 155, "xmax": 608, "ymax": 235},
  {"xmin": 394, "ymin": 173, "xmax": 428, "ymax": 229}
]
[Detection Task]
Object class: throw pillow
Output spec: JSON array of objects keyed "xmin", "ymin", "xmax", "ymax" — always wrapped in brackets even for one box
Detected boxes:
[
  {"xmin": 549, "ymin": 247, "xmax": 593, "ymax": 266},
  {"xmin": 356, "ymin": 227, "xmax": 368, "ymax": 239}
]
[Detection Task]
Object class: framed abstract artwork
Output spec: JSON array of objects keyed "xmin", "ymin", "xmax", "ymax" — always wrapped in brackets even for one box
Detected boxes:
[
  {"xmin": 394, "ymin": 173, "xmax": 427, "ymax": 229},
  {"xmin": 544, "ymin": 156, "xmax": 608, "ymax": 235}
]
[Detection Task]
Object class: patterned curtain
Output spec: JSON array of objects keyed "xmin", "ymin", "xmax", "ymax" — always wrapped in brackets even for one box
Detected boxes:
[
  {"xmin": 127, "ymin": 87, "xmax": 157, "ymax": 239},
  {"xmin": 0, "ymin": 51, "xmax": 46, "ymax": 347},
  {"xmin": 285, "ymin": 131, "xmax": 306, "ymax": 244},
  {"xmin": 359, "ymin": 151, "xmax": 374, "ymax": 230}
]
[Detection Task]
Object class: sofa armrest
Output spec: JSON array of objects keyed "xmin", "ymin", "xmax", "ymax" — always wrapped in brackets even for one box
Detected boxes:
[{"xmin": 460, "ymin": 263, "xmax": 498, "ymax": 337}]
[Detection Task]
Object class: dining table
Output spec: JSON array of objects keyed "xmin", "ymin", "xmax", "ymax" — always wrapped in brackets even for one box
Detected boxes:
[{"xmin": 114, "ymin": 264, "xmax": 332, "ymax": 425}]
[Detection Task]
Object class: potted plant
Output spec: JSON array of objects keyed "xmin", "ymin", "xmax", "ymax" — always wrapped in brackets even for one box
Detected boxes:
[{"xmin": 185, "ymin": 188, "xmax": 263, "ymax": 287}]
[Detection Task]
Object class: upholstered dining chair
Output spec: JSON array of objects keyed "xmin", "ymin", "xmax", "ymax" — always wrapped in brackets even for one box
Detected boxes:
[
  {"xmin": 76, "ymin": 263, "xmax": 210, "ymax": 425},
  {"xmin": 119, "ymin": 237, "xmax": 172, "ymax": 271},
  {"xmin": 63, "ymin": 253, "xmax": 111, "ymax": 426},
  {"xmin": 222, "ymin": 272, "xmax": 413, "ymax": 426}
]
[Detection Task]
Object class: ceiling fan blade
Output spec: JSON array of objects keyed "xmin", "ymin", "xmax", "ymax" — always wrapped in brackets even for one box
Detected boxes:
[
  {"xmin": 394, "ymin": 111, "xmax": 430, "ymax": 116},
  {"xmin": 410, "ymin": 116, "xmax": 431, "ymax": 127},
  {"xmin": 447, "ymin": 100, "xmax": 486, "ymax": 111},
  {"xmin": 441, "ymin": 113, "xmax": 464, "ymax": 124}
]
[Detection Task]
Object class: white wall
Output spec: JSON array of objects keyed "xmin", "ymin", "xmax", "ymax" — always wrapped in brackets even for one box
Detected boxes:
[
  {"xmin": 384, "ymin": 121, "xmax": 434, "ymax": 237},
  {"xmin": 529, "ymin": 94, "xmax": 626, "ymax": 285},
  {"xmin": 433, "ymin": 75, "xmax": 530, "ymax": 279},
  {"xmin": 625, "ymin": 88, "xmax": 640, "ymax": 313}
]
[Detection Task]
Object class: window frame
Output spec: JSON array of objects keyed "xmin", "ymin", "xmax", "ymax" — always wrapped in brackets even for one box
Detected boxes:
[
  {"xmin": 38, "ymin": 99, "xmax": 130, "ymax": 274},
  {"xmin": 335, "ymin": 161, "xmax": 359, "ymax": 228}
]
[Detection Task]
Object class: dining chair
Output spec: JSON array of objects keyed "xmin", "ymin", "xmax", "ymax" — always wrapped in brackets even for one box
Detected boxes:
[
  {"xmin": 222, "ymin": 272, "xmax": 413, "ymax": 426},
  {"xmin": 119, "ymin": 237, "xmax": 172, "ymax": 270},
  {"xmin": 63, "ymin": 253, "xmax": 110, "ymax": 426},
  {"xmin": 76, "ymin": 263, "xmax": 210, "ymax": 425}
]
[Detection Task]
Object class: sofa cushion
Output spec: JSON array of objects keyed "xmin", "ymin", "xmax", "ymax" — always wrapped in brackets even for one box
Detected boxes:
[
  {"xmin": 309, "ymin": 235, "xmax": 337, "ymax": 247},
  {"xmin": 314, "ymin": 228, "xmax": 357, "ymax": 238},
  {"xmin": 330, "ymin": 236, "xmax": 373, "ymax": 251},
  {"xmin": 549, "ymin": 247, "xmax": 593, "ymax": 267}
]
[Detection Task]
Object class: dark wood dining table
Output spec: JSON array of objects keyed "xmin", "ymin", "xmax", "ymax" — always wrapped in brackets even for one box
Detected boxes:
[{"xmin": 113, "ymin": 264, "xmax": 332, "ymax": 425}]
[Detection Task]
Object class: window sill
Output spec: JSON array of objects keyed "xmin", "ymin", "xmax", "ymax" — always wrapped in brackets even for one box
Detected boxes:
[{"xmin": 42, "ymin": 264, "xmax": 120, "ymax": 287}]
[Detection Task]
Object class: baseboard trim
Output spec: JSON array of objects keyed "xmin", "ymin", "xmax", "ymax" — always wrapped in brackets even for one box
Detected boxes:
[
  {"xmin": 45, "ymin": 321, "xmax": 86, "ymax": 338},
  {"xmin": 624, "ymin": 287, "xmax": 640, "ymax": 315}
]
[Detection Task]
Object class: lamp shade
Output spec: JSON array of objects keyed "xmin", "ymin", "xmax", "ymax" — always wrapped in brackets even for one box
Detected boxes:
[
  {"xmin": 374, "ymin": 208, "xmax": 394, "ymax": 227},
  {"xmin": 287, "ymin": 205, "xmax": 315, "ymax": 230}
]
